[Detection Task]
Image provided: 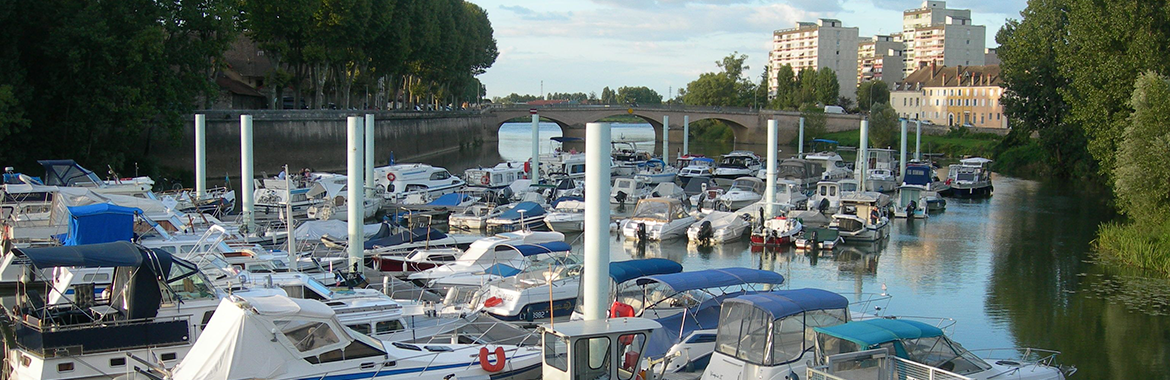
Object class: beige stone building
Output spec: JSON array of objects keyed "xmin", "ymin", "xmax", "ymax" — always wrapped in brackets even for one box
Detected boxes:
[
  {"xmin": 899, "ymin": 1, "xmax": 986, "ymax": 77},
  {"xmin": 890, "ymin": 64, "xmax": 1007, "ymax": 129},
  {"xmin": 769, "ymin": 19, "xmax": 860, "ymax": 100},
  {"xmin": 858, "ymin": 35, "xmax": 906, "ymax": 89}
]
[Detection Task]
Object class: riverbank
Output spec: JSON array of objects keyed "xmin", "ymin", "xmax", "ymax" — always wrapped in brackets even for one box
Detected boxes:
[
  {"xmin": 813, "ymin": 127, "xmax": 1001, "ymax": 159},
  {"xmin": 1096, "ymin": 221, "xmax": 1170, "ymax": 276}
]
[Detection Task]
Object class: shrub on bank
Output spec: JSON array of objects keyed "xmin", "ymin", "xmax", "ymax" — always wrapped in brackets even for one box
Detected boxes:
[{"xmin": 1096, "ymin": 220, "xmax": 1170, "ymax": 276}]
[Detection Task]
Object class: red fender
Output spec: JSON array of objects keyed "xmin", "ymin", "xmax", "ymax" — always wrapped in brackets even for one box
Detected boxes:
[{"xmin": 479, "ymin": 346, "xmax": 506, "ymax": 372}]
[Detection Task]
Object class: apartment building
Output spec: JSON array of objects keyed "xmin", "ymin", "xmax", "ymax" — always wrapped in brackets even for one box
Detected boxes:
[
  {"xmin": 890, "ymin": 63, "xmax": 1007, "ymax": 129},
  {"xmin": 858, "ymin": 35, "xmax": 906, "ymax": 89},
  {"xmin": 769, "ymin": 18, "xmax": 860, "ymax": 100},
  {"xmin": 899, "ymin": 1, "xmax": 986, "ymax": 77}
]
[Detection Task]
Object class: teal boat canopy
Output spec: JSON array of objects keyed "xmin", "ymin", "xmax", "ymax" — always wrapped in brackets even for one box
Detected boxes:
[{"xmin": 813, "ymin": 319, "xmax": 943, "ymax": 349}]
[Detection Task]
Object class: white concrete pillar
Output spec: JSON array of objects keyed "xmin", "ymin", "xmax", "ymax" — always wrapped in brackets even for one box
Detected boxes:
[
  {"xmin": 195, "ymin": 114, "xmax": 207, "ymax": 198},
  {"xmin": 899, "ymin": 119, "xmax": 908, "ymax": 182},
  {"xmin": 662, "ymin": 116, "xmax": 670, "ymax": 159},
  {"xmin": 915, "ymin": 119, "xmax": 922, "ymax": 161},
  {"xmin": 765, "ymin": 119, "xmax": 778, "ymax": 218},
  {"xmin": 240, "ymin": 115, "xmax": 254, "ymax": 232},
  {"xmin": 347, "ymin": 116, "xmax": 365, "ymax": 269},
  {"xmin": 285, "ymin": 164, "xmax": 297, "ymax": 273},
  {"xmin": 683, "ymin": 116, "xmax": 690, "ymax": 155},
  {"xmin": 365, "ymin": 114, "xmax": 375, "ymax": 196},
  {"xmin": 798, "ymin": 117, "xmax": 805, "ymax": 157},
  {"xmin": 859, "ymin": 118, "xmax": 869, "ymax": 191},
  {"xmin": 531, "ymin": 112, "xmax": 540, "ymax": 181},
  {"xmin": 583, "ymin": 122, "xmax": 612, "ymax": 321}
]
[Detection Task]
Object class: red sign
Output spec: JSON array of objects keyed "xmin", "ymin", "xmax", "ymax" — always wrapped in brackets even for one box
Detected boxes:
[{"xmin": 529, "ymin": 109, "xmax": 538, "ymax": 115}]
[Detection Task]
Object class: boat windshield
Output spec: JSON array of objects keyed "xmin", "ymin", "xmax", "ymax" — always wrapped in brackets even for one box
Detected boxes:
[
  {"xmin": 632, "ymin": 201, "xmax": 671, "ymax": 220},
  {"xmin": 901, "ymin": 336, "xmax": 991, "ymax": 375},
  {"xmin": 302, "ymin": 277, "xmax": 336, "ymax": 299},
  {"xmin": 719, "ymin": 157, "xmax": 752, "ymax": 168},
  {"xmin": 729, "ymin": 180, "xmax": 759, "ymax": 192},
  {"xmin": 715, "ymin": 302, "xmax": 849, "ymax": 366}
]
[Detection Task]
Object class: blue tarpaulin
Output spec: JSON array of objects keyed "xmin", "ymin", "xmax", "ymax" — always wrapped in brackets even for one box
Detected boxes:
[
  {"xmin": 64, "ymin": 203, "xmax": 140, "ymax": 246},
  {"xmin": 609, "ymin": 259, "xmax": 683, "ymax": 284},
  {"xmin": 496, "ymin": 201, "xmax": 545, "ymax": 220},
  {"xmin": 428, "ymin": 193, "xmax": 474, "ymax": 207},
  {"xmin": 633, "ymin": 267, "xmax": 785, "ymax": 291}
]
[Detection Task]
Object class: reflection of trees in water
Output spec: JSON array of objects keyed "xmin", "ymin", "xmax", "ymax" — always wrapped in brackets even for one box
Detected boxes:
[
  {"xmin": 984, "ymin": 179, "xmax": 1170, "ymax": 379},
  {"xmin": 834, "ymin": 247, "xmax": 880, "ymax": 275}
]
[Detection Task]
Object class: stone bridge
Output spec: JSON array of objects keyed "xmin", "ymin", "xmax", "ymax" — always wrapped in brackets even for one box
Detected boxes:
[{"xmin": 486, "ymin": 105, "xmax": 864, "ymax": 150}]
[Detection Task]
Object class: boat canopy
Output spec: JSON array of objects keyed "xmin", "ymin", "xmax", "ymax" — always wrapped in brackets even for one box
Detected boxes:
[
  {"xmin": 497, "ymin": 201, "xmax": 545, "ymax": 219},
  {"xmin": 811, "ymin": 139, "xmax": 839, "ymax": 144},
  {"xmin": 633, "ymin": 267, "xmax": 785, "ymax": 291},
  {"xmin": 901, "ymin": 164, "xmax": 934, "ymax": 187},
  {"xmin": 959, "ymin": 157, "xmax": 992, "ymax": 166},
  {"xmin": 364, "ymin": 226, "xmax": 447, "ymax": 249},
  {"xmin": 609, "ymin": 259, "xmax": 683, "ymax": 284},
  {"xmin": 722, "ymin": 289, "xmax": 848, "ymax": 321},
  {"xmin": 691, "ymin": 157, "xmax": 715, "ymax": 164},
  {"xmin": 428, "ymin": 192, "xmax": 474, "ymax": 206},
  {"xmin": 814, "ymin": 319, "xmax": 943, "ymax": 349},
  {"xmin": 64, "ymin": 203, "xmax": 140, "ymax": 246},
  {"xmin": 551, "ymin": 136, "xmax": 583, "ymax": 143},
  {"xmin": 551, "ymin": 196, "xmax": 584, "ymax": 208},
  {"xmin": 37, "ymin": 159, "xmax": 102, "ymax": 187},
  {"xmin": 498, "ymin": 241, "xmax": 572, "ymax": 256},
  {"xmin": 483, "ymin": 263, "xmax": 522, "ymax": 277},
  {"xmin": 13, "ymin": 240, "xmax": 154, "ymax": 269}
]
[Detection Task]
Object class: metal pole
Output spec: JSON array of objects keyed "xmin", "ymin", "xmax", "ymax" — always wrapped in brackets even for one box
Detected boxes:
[
  {"xmin": 662, "ymin": 115, "xmax": 670, "ymax": 159},
  {"xmin": 899, "ymin": 119, "xmax": 908, "ymax": 182},
  {"xmin": 285, "ymin": 164, "xmax": 296, "ymax": 273},
  {"xmin": 365, "ymin": 114, "xmax": 375, "ymax": 197},
  {"xmin": 240, "ymin": 115, "xmax": 254, "ymax": 232},
  {"xmin": 583, "ymin": 122, "xmax": 612, "ymax": 321},
  {"xmin": 347, "ymin": 116, "xmax": 365, "ymax": 270},
  {"xmin": 195, "ymin": 114, "xmax": 207, "ymax": 198},
  {"xmin": 531, "ymin": 112, "xmax": 540, "ymax": 182},
  {"xmin": 798, "ymin": 117, "xmax": 805, "ymax": 158},
  {"xmin": 859, "ymin": 118, "xmax": 869, "ymax": 191},
  {"xmin": 765, "ymin": 119, "xmax": 778, "ymax": 218},
  {"xmin": 915, "ymin": 119, "xmax": 922, "ymax": 161},
  {"xmin": 683, "ymin": 115, "xmax": 690, "ymax": 155}
]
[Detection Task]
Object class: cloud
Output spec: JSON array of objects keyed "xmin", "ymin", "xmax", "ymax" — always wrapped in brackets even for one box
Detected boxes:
[
  {"xmin": 870, "ymin": 0, "xmax": 1025, "ymax": 16},
  {"xmin": 495, "ymin": 3, "xmax": 810, "ymax": 42},
  {"xmin": 498, "ymin": 5, "xmax": 571, "ymax": 21},
  {"xmin": 588, "ymin": 0, "xmax": 752, "ymax": 10},
  {"xmin": 785, "ymin": 0, "xmax": 843, "ymax": 13}
]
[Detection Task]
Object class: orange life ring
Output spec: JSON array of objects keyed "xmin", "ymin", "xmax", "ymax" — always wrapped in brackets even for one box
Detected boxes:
[
  {"xmin": 481, "ymin": 174, "xmax": 490, "ymax": 185},
  {"xmin": 479, "ymin": 346, "xmax": 506, "ymax": 372},
  {"xmin": 386, "ymin": 173, "xmax": 396, "ymax": 182}
]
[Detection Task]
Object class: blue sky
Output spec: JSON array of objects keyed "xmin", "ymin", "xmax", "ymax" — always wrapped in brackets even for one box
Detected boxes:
[{"xmin": 466, "ymin": 0, "xmax": 1026, "ymax": 99}]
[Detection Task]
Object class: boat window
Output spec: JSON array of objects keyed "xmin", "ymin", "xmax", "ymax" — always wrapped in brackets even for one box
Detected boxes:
[
  {"xmin": 376, "ymin": 320, "xmax": 405, "ymax": 333},
  {"xmin": 735, "ymin": 306, "xmax": 770, "ymax": 364},
  {"xmin": 430, "ymin": 171, "xmax": 450, "ymax": 180},
  {"xmin": 276, "ymin": 319, "xmax": 341, "ymax": 352},
  {"xmin": 617, "ymin": 333, "xmax": 647, "ymax": 380},
  {"xmin": 166, "ymin": 267, "xmax": 216, "ymax": 301},
  {"xmin": 819, "ymin": 186, "xmax": 827, "ymax": 196},
  {"xmin": 544, "ymin": 332, "xmax": 569, "ymax": 372},
  {"xmin": 771, "ymin": 313, "xmax": 806, "ymax": 365},
  {"xmin": 902, "ymin": 336, "xmax": 990, "ymax": 374},
  {"xmin": 303, "ymin": 278, "xmax": 335, "ymax": 299},
  {"xmin": 574, "ymin": 336, "xmax": 611, "ymax": 380},
  {"xmin": 815, "ymin": 334, "xmax": 862, "ymax": 363},
  {"xmin": 347, "ymin": 323, "xmax": 372, "ymax": 335},
  {"xmin": 632, "ymin": 201, "xmax": 669, "ymax": 220},
  {"xmin": 715, "ymin": 302, "xmax": 748, "ymax": 357},
  {"xmin": 309, "ymin": 339, "xmax": 386, "ymax": 364}
]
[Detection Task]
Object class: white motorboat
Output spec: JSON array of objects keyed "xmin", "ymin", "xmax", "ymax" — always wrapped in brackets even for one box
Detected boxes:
[
  {"xmin": 856, "ymin": 148, "xmax": 899, "ymax": 192},
  {"xmin": 253, "ymin": 172, "xmax": 323, "ymax": 219},
  {"xmin": 829, "ymin": 192, "xmax": 891, "ymax": 242},
  {"xmin": 810, "ymin": 319, "xmax": 1072, "ymax": 380},
  {"xmin": 677, "ymin": 156, "xmax": 715, "ymax": 187},
  {"xmin": 306, "ymin": 190, "xmax": 381, "ymax": 221},
  {"xmin": 610, "ymin": 177, "xmax": 651, "ymax": 205},
  {"xmin": 941, "ymin": 157, "xmax": 994, "ymax": 198},
  {"xmin": 712, "ymin": 150, "xmax": 762, "ymax": 181},
  {"xmin": 770, "ymin": 179, "xmax": 810, "ymax": 211},
  {"xmin": 620, "ymin": 197, "xmax": 697, "ymax": 241},
  {"xmin": 473, "ymin": 258, "xmax": 682, "ymax": 322},
  {"xmin": 543, "ymin": 196, "xmax": 586, "ymax": 232},
  {"xmin": 448, "ymin": 202, "xmax": 512, "ymax": 230},
  {"xmin": 425, "ymin": 241, "xmax": 572, "ymax": 292},
  {"xmin": 369, "ymin": 247, "xmax": 461, "ymax": 278},
  {"xmin": 158, "ymin": 294, "xmax": 543, "ymax": 380},
  {"xmin": 485, "ymin": 201, "xmax": 548, "ymax": 232},
  {"xmin": 895, "ymin": 161, "xmax": 943, "ymax": 217},
  {"xmin": 407, "ymin": 231, "xmax": 565, "ymax": 286},
  {"xmin": 464, "ymin": 161, "xmax": 527, "ymax": 190},
  {"xmin": 611, "ymin": 141, "xmax": 652, "ymax": 176},
  {"xmin": 373, "ymin": 163, "xmax": 466, "ymax": 204},
  {"xmin": 794, "ymin": 227, "xmax": 843, "ymax": 250},
  {"xmin": 803, "ymin": 150, "xmax": 853, "ymax": 181},
  {"xmin": 634, "ymin": 158, "xmax": 679, "ymax": 184},
  {"xmin": 866, "ymin": 168, "xmax": 898, "ymax": 192},
  {"xmin": 749, "ymin": 215, "xmax": 803, "ymax": 247},
  {"xmin": 37, "ymin": 159, "xmax": 154, "ymax": 196},
  {"xmin": 757, "ymin": 158, "xmax": 821, "ymax": 191},
  {"xmin": 715, "ymin": 177, "xmax": 765, "ymax": 210},
  {"xmin": 687, "ymin": 210, "xmax": 752, "ymax": 244},
  {"xmin": 699, "ymin": 289, "xmax": 853, "ymax": 380}
]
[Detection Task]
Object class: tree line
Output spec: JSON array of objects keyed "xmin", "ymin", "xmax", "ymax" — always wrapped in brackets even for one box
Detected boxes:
[
  {"xmin": 491, "ymin": 86, "xmax": 663, "ymax": 106},
  {"xmin": 996, "ymin": 0, "xmax": 1170, "ymax": 274},
  {"xmin": 0, "ymin": 0, "xmax": 498, "ymax": 174}
]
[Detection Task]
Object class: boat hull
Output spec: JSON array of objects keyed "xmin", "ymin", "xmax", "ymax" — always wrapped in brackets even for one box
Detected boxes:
[{"xmin": 940, "ymin": 184, "xmax": 993, "ymax": 198}]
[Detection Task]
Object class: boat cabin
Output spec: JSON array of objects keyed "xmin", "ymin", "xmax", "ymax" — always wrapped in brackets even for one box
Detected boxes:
[
  {"xmin": 629, "ymin": 198, "xmax": 689, "ymax": 223},
  {"xmin": 465, "ymin": 162, "xmax": 527, "ymax": 189},
  {"xmin": 373, "ymin": 164, "xmax": 465, "ymax": 203},
  {"xmin": 539, "ymin": 318, "xmax": 661, "ymax": 380},
  {"xmin": 813, "ymin": 319, "xmax": 991, "ymax": 377}
]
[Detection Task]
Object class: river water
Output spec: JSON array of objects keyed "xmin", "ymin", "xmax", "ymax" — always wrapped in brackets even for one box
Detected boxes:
[{"xmin": 438, "ymin": 122, "xmax": 1170, "ymax": 378}]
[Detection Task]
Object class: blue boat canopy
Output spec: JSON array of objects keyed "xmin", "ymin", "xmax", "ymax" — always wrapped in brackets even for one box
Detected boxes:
[
  {"xmin": 692, "ymin": 157, "xmax": 715, "ymax": 164},
  {"xmin": 38, "ymin": 159, "xmax": 103, "ymax": 187},
  {"xmin": 609, "ymin": 259, "xmax": 683, "ymax": 284},
  {"xmin": 551, "ymin": 137, "xmax": 583, "ymax": 143},
  {"xmin": 723, "ymin": 289, "xmax": 849, "ymax": 320},
  {"xmin": 428, "ymin": 193, "xmax": 474, "ymax": 206},
  {"xmin": 639, "ymin": 159, "xmax": 666, "ymax": 168},
  {"xmin": 811, "ymin": 139, "xmax": 839, "ymax": 144},
  {"xmin": 65, "ymin": 203, "xmax": 141, "ymax": 246},
  {"xmin": 498, "ymin": 241, "xmax": 571, "ymax": 256},
  {"xmin": 483, "ymin": 263, "xmax": 521, "ymax": 277},
  {"xmin": 497, "ymin": 201, "xmax": 545, "ymax": 219},
  {"xmin": 550, "ymin": 196, "xmax": 584, "ymax": 208},
  {"xmin": 633, "ymin": 267, "xmax": 785, "ymax": 291},
  {"xmin": 14, "ymin": 241, "xmax": 156, "ymax": 269},
  {"xmin": 814, "ymin": 319, "xmax": 944, "ymax": 349},
  {"xmin": 901, "ymin": 164, "xmax": 934, "ymax": 187}
]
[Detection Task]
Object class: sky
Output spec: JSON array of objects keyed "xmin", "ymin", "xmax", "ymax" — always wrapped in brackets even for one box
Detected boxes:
[{"xmin": 466, "ymin": 0, "xmax": 1027, "ymax": 99}]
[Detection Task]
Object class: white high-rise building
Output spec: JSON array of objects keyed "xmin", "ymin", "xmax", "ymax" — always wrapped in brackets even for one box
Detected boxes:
[
  {"xmin": 858, "ymin": 35, "xmax": 906, "ymax": 89},
  {"xmin": 899, "ymin": 1, "xmax": 986, "ymax": 77},
  {"xmin": 769, "ymin": 18, "xmax": 860, "ymax": 100}
]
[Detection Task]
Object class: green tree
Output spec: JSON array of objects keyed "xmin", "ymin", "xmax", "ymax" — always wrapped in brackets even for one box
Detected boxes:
[
  {"xmin": 616, "ymin": 86, "xmax": 662, "ymax": 105},
  {"xmin": 1115, "ymin": 72, "xmax": 1170, "ymax": 224},
  {"xmin": 798, "ymin": 103, "xmax": 827, "ymax": 142},
  {"xmin": 815, "ymin": 68, "xmax": 840, "ymax": 105},
  {"xmin": 868, "ymin": 103, "xmax": 900, "ymax": 148},
  {"xmin": 857, "ymin": 80, "xmax": 891, "ymax": 113},
  {"xmin": 600, "ymin": 87, "xmax": 616, "ymax": 104},
  {"xmin": 770, "ymin": 64, "xmax": 798, "ymax": 110},
  {"xmin": 797, "ymin": 69, "xmax": 818, "ymax": 106},
  {"xmin": 683, "ymin": 52, "xmax": 756, "ymax": 107}
]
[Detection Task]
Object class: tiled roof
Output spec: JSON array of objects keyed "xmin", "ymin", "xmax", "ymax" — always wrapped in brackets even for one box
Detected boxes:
[{"xmin": 896, "ymin": 64, "xmax": 1001, "ymax": 90}]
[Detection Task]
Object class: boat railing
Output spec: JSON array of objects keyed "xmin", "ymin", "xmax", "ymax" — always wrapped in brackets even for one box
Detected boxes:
[
  {"xmin": 11, "ymin": 314, "xmax": 191, "ymax": 357},
  {"xmin": 877, "ymin": 315, "xmax": 958, "ymax": 335},
  {"xmin": 847, "ymin": 292, "xmax": 893, "ymax": 319},
  {"xmin": 968, "ymin": 347, "xmax": 1072, "ymax": 373},
  {"xmin": 809, "ymin": 348, "xmax": 974, "ymax": 380}
]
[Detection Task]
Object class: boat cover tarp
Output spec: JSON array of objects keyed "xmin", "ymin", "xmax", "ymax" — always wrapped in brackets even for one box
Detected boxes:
[
  {"xmin": 294, "ymin": 220, "xmax": 389, "ymax": 241},
  {"xmin": 901, "ymin": 164, "xmax": 934, "ymax": 187},
  {"xmin": 38, "ymin": 159, "xmax": 99, "ymax": 187},
  {"xmin": 723, "ymin": 289, "xmax": 849, "ymax": 320},
  {"xmin": 496, "ymin": 201, "xmax": 545, "ymax": 220},
  {"xmin": 364, "ymin": 227, "xmax": 448, "ymax": 250},
  {"xmin": 633, "ymin": 267, "xmax": 785, "ymax": 291},
  {"xmin": 551, "ymin": 196, "xmax": 584, "ymax": 208},
  {"xmin": 171, "ymin": 297, "xmax": 298, "ymax": 380},
  {"xmin": 692, "ymin": 157, "xmax": 714, "ymax": 164},
  {"xmin": 498, "ymin": 241, "xmax": 572, "ymax": 256},
  {"xmin": 64, "ymin": 203, "xmax": 140, "ymax": 246},
  {"xmin": 483, "ymin": 263, "xmax": 521, "ymax": 277},
  {"xmin": 813, "ymin": 319, "xmax": 943, "ymax": 348},
  {"xmin": 14, "ymin": 240, "xmax": 144, "ymax": 268},
  {"xmin": 644, "ymin": 297, "xmax": 724, "ymax": 359},
  {"xmin": 609, "ymin": 259, "xmax": 683, "ymax": 284},
  {"xmin": 428, "ymin": 193, "xmax": 474, "ymax": 206}
]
